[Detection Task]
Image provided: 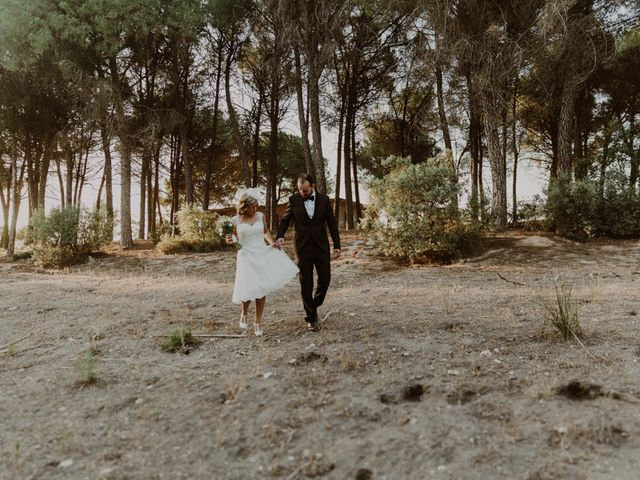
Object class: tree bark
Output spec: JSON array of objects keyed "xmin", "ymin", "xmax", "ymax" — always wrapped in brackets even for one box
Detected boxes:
[
  {"xmin": 203, "ymin": 44, "xmax": 223, "ymax": 210},
  {"xmin": 293, "ymin": 43, "xmax": 314, "ymax": 176},
  {"xmin": 7, "ymin": 144, "xmax": 24, "ymax": 257},
  {"xmin": 100, "ymin": 121, "xmax": 114, "ymax": 238},
  {"xmin": 558, "ymin": 77, "xmax": 576, "ymax": 176},
  {"xmin": 334, "ymin": 94, "xmax": 345, "ymax": 226},
  {"xmin": 224, "ymin": 45, "xmax": 252, "ymax": 188},
  {"xmin": 109, "ymin": 56, "xmax": 134, "ymax": 248},
  {"xmin": 481, "ymin": 97, "xmax": 507, "ymax": 230}
]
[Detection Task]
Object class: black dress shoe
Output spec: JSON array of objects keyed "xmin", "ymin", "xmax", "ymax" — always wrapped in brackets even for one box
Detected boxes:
[{"xmin": 306, "ymin": 320, "xmax": 320, "ymax": 332}]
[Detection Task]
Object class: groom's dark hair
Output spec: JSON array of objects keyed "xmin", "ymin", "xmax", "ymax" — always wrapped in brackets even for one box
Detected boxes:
[{"xmin": 298, "ymin": 173, "xmax": 315, "ymax": 185}]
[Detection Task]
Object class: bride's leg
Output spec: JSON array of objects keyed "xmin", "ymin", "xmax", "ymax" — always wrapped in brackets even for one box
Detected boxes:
[
  {"xmin": 239, "ymin": 301, "xmax": 250, "ymax": 329},
  {"xmin": 255, "ymin": 296, "xmax": 266, "ymax": 325}
]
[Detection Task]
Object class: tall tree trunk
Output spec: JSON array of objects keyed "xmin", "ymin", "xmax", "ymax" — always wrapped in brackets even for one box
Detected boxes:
[
  {"xmin": 558, "ymin": 77, "xmax": 576, "ymax": 176},
  {"xmin": 109, "ymin": 56, "xmax": 133, "ymax": 248},
  {"xmin": 37, "ymin": 136, "xmax": 54, "ymax": 211},
  {"xmin": 335, "ymin": 95, "xmax": 345, "ymax": 226},
  {"xmin": 1, "ymin": 159, "xmax": 11, "ymax": 249},
  {"xmin": 351, "ymin": 114, "xmax": 362, "ymax": 221},
  {"xmin": 7, "ymin": 144, "xmax": 23, "ymax": 257},
  {"xmin": 251, "ymin": 98, "xmax": 263, "ymax": 188},
  {"xmin": 146, "ymin": 138, "xmax": 155, "ymax": 237},
  {"xmin": 467, "ymin": 71, "xmax": 480, "ymax": 219},
  {"xmin": 436, "ymin": 61, "xmax": 457, "ymax": 209},
  {"xmin": 76, "ymin": 139, "xmax": 90, "ymax": 209},
  {"xmin": 139, "ymin": 151, "xmax": 148, "ymax": 240},
  {"xmin": 0, "ymin": 180, "xmax": 8, "ymax": 249},
  {"xmin": 343, "ymin": 92, "xmax": 354, "ymax": 230},
  {"xmin": 203, "ymin": 45, "xmax": 223, "ymax": 210},
  {"xmin": 55, "ymin": 157, "xmax": 65, "ymax": 209},
  {"xmin": 224, "ymin": 47, "xmax": 252, "ymax": 188},
  {"xmin": 481, "ymin": 97, "xmax": 507, "ymax": 230},
  {"xmin": 26, "ymin": 138, "xmax": 38, "ymax": 217},
  {"xmin": 96, "ymin": 166, "xmax": 106, "ymax": 210},
  {"xmin": 308, "ymin": 72, "xmax": 327, "ymax": 193},
  {"xmin": 267, "ymin": 108, "xmax": 278, "ymax": 230},
  {"xmin": 511, "ymin": 79, "xmax": 519, "ymax": 225},
  {"xmin": 293, "ymin": 43, "xmax": 314, "ymax": 176},
  {"xmin": 100, "ymin": 121, "xmax": 114, "ymax": 238},
  {"xmin": 154, "ymin": 138, "xmax": 162, "ymax": 227},
  {"xmin": 169, "ymin": 132, "xmax": 182, "ymax": 231},
  {"xmin": 179, "ymin": 122, "xmax": 194, "ymax": 205}
]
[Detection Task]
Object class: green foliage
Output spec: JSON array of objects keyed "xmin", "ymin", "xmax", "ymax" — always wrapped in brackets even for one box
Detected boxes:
[
  {"xmin": 149, "ymin": 223, "xmax": 172, "ymax": 245},
  {"xmin": 511, "ymin": 195, "xmax": 546, "ymax": 231},
  {"xmin": 175, "ymin": 203, "xmax": 222, "ymax": 242},
  {"xmin": 363, "ymin": 156, "xmax": 480, "ymax": 261},
  {"xmin": 27, "ymin": 206, "xmax": 113, "ymax": 267},
  {"xmin": 545, "ymin": 175, "xmax": 599, "ymax": 240},
  {"xmin": 546, "ymin": 174, "xmax": 640, "ymax": 240},
  {"xmin": 156, "ymin": 204, "xmax": 226, "ymax": 254},
  {"xmin": 537, "ymin": 281, "xmax": 582, "ymax": 340},
  {"xmin": 75, "ymin": 351, "xmax": 98, "ymax": 385},
  {"xmin": 162, "ymin": 328, "xmax": 199, "ymax": 354}
]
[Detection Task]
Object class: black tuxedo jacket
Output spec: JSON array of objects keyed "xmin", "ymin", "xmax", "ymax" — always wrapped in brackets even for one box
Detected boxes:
[{"xmin": 276, "ymin": 192, "xmax": 341, "ymax": 256}]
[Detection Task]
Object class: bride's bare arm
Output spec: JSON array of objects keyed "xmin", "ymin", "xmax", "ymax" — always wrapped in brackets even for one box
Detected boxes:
[{"xmin": 263, "ymin": 221, "xmax": 275, "ymax": 246}]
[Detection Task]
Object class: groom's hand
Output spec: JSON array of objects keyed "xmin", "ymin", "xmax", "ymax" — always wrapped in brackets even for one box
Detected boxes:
[
  {"xmin": 274, "ymin": 238, "xmax": 284, "ymax": 250},
  {"xmin": 333, "ymin": 249, "xmax": 341, "ymax": 260}
]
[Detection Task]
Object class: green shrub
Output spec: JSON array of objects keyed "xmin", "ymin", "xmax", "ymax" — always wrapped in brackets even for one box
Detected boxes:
[
  {"xmin": 149, "ymin": 223, "xmax": 172, "ymax": 244},
  {"xmin": 162, "ymin": 328, "xmax": 200, "ymax": 354},
  {"xmin": 545, "ymin": 175, "xmax": 598, "ymax": 240},
  {"xmin": 511, "ymin": 195, "xmax": 546, "ymax": 231},
  {"xmin": 28, "ymin": 206, "xmax": 113, "ymax": 268},
  {"xmin": 156, "ymin": 204, "xmax": 226, "ymax": 254},
  {"xmin": 545, "ymin": 174, "xmax": 640, "ymax": 239},
  {"xmin": 537, "ymin": 281, "xmax": 582, "ymax": 340},
  {"xmin": 175, "ymin": 204, "xmax": 221, "ymax": 242},
  {"xmin": 364, "ymin": 155, "xmax": 480, "ymax": 261}
]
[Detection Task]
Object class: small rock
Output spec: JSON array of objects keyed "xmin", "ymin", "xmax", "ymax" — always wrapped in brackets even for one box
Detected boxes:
[
  {"xmin": 447, "ymin": 369, "xmax": 460, "ymax": 376},
  {"xmin": 59, "ymin": 459, "xmax": 73, "ymax": 468},
  {"xmin": 263, "ymin": 372, "xmax": 274, "ymax": 379}
]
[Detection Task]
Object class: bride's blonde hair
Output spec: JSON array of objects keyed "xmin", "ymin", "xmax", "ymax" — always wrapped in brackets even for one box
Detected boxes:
[{"xmin": 237, "ymin": 193, "xmax": 258, "ymax": 217}]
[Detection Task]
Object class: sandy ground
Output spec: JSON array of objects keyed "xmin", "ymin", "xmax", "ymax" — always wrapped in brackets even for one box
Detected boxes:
[{"xmin": 1, "ymin": 232, "xmax": 640, "ymax": 480}]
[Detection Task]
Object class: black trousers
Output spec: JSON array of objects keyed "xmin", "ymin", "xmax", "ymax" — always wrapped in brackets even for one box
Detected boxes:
[{"xmin": 297, "ymin": 251, "xmax": 331, "ymax": 322}]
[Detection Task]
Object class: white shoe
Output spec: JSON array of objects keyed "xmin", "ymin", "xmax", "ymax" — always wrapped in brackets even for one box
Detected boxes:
[
  {"xmin": 254, "ymin": 323, "xmax": 263, "ymax": 337},
  {"xmin": 239, "ymin": 314, "xmax": 249, "ymax": 330}
]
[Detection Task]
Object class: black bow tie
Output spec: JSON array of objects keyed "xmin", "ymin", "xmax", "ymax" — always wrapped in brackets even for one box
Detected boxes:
[{"xmin": 304, "ymin": 195, "xmax": 315, "ymax": 202}]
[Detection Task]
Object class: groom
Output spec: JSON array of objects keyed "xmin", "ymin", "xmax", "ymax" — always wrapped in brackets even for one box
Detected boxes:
[{"xmin": 275, "ymin": 174, "xmax": 341, "ymax": 331}]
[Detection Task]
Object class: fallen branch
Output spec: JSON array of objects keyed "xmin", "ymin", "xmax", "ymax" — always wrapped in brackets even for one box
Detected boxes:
[
  {"xmin": 151, "ymin": 334, "xmax": 246, "ymax": 339},
  {"xmin": 496, "ymin": 272, "xmax": 526, "ymax": 287},
  {"xmin": 192, "ymin": 334, "xmax": 247, "ymax": 338},
  {"xmin": 571, "ymin": 330, "xmax": 611, "ymax": 367},
  {"xmin": 0, "ymin": 326, "xmax": 49, "ymax": 351},
  {"xmin": 0, "ymin": 343, "xmax": 54, "ymax": 355}
]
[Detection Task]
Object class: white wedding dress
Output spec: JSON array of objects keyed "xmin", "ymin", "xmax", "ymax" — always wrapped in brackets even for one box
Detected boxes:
[{"xmin": 232, "ymin": 212, "xmax": 299, "ymax": 304}]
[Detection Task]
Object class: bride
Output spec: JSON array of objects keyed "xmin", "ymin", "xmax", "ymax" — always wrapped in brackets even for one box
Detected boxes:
[{"xmin": 226, "ymin": 190, "xmax": 299, "ymax": 336}]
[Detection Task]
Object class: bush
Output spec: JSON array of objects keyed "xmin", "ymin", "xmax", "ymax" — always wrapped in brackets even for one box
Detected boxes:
[
  {"xmin": 28, "ymin": 206, "xmax": 113, "ymax": 268},
  {"xmin": 511, "ymin": 195, "xmax": 546, "ymax": 231},
  {"xmin": 545, "ymin": 175, "xmax": 598, "ymax": 240},
  {"xmin": 175, "ymin": 204, "xmax": 222, "ymax": 242},
  {"xmin": 363, "ymin": 156, "xmax": 480, "ymax": 261},
  {"xmin": 546, "ymin": 174, "xmax": 640, "ymax": 239},
  {"xmin": 149, "ymin": 223, "xmax": 172, "ymax": 244},
  {"xmin": 156, "ymin": 204, "xmax": 226, "ymax": 254}
]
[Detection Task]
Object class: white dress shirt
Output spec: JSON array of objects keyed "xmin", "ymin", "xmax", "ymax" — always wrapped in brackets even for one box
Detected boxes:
[{"xmin": 303, "ymin": 189, "xmax": 316, "ymax": 219}]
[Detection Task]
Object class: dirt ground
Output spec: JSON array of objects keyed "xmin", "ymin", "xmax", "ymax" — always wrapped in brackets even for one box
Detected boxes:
[{"xmin": 1, "ymin": 232, "xmax": 640, "ymax": 480}]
